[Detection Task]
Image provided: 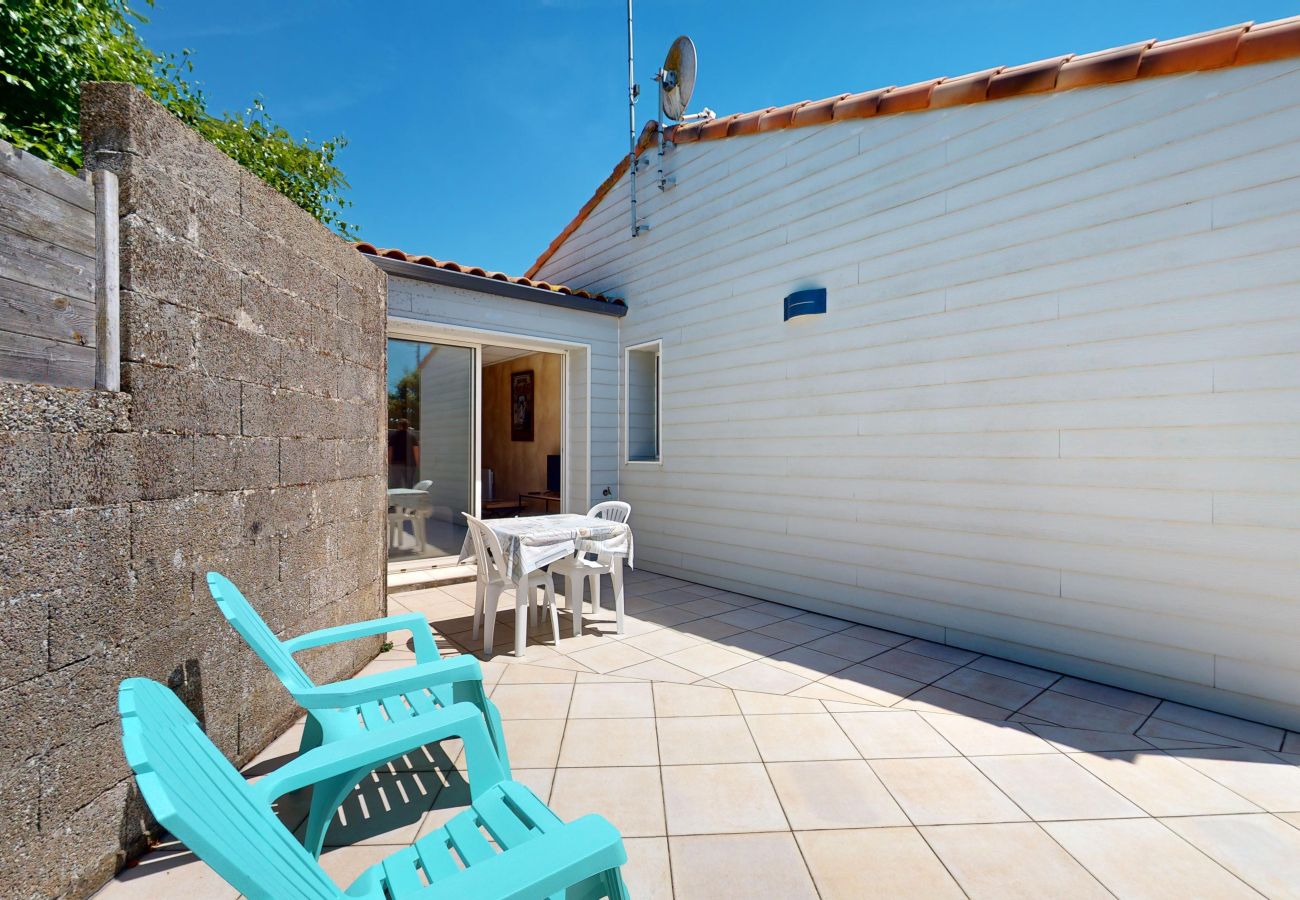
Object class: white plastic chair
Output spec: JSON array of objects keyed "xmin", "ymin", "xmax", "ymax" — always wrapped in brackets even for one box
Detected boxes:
[
  {"xmin": 464, "ymin": 514, "xmax": 559, "ymax": 657},
  {"xmin": 549, "ymin": 501, "xmax": 631, "ymax": 636}
]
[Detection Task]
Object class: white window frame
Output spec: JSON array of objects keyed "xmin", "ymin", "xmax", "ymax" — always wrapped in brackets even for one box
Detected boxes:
[{"xmin": 624, "ymin": 339, "xmax": 662, "ymax": 465}]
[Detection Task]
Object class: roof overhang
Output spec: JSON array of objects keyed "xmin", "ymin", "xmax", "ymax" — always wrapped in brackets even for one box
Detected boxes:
[{"xmin": 375, "ymin": 254, "xmax": 627, "ymax": 318}]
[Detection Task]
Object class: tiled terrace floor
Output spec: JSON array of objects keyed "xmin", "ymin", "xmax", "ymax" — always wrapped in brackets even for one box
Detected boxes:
[{"xmin": 100, "ymin": 568, "xmax": 1300, "ymax": 898}]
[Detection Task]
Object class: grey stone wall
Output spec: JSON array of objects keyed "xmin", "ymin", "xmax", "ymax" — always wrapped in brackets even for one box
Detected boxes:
[{"xmin": 0, "ymin": 83, "xmax": 388, "ymax": 898}]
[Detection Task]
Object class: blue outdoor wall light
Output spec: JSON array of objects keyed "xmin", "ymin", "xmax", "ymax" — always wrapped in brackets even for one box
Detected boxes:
[{"xmin": 784, "ymin": 287, "xmax": 827, "ymax": 321}]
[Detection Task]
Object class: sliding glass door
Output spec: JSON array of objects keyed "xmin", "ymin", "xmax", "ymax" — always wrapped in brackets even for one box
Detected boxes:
[{"xmin": 387, "ymin": 338, "xmax": 475, "ymax": 567}]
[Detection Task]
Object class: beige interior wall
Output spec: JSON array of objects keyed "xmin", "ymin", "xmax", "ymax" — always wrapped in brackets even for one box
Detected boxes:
[{"xmin": 481, "ymin": 351, "xmax": 562, "ymax": 505}]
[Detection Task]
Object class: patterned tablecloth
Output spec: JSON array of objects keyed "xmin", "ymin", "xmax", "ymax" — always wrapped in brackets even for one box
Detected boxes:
[{"xmin": 460, "ymin": 514, "xmax": 633, "ymax": 581}]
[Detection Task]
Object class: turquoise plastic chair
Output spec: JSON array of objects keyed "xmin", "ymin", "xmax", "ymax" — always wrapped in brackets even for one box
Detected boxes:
[
  {"xmin": 119, "ymin": 678, "xmax": 630, "ymax": 899},
  {"xmin": 205, "ymin": 572, "xmax": 510, "ymax": 856}
]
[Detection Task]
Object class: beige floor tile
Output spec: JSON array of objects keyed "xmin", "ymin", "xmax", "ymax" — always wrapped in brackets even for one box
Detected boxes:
[
  {"xmin": 558, "ymin": 717, "xmax": 659, "ymax": 768},
  {"xmin": 753, "ymin": 619, "xmax": 834, "ymax": 645},
  {"xmin": 707, "ymin": 589, "xmax": 762, "ymax": 606},
  {"xmin": 1136, "ymin": 717, "xmax": 1243, "ymax": 749},
  {"xmin": 819, "ymin": 663, "xmax": 924, "ymax": 706},
  {"xmin": 565, "ymin": 641, "xmax": 655, "ymax": 675},
  {"xmin": 1019, "ymin": 690, "xmax": 1148, "ymax": 733},
  {"xmin": 94, "ymin": 847, "xmax": 238, "ymax": 899},
  {"xmin": 653, "ymin": 682, "xmax": 742, "ymax": 717},
  {"xmin": 1051, "ymin": 676, "xmax": 1159, "ymax": 715},
  {"xmin": 489, "ymin": 682, "xmax": 573, "ymax": 719},
  {"xmin": 622, "ymin": 627, "xmax": 702, "ymax": 657},
  {"xmin": 657, "ymin": 715, "xmax": 761, "ymax": 765},
  {"xmin": 796, "ymin": 827, "xmax": 964, "ymax": 899},
  {"xmin": 1163, "ymin": 813, "xmax": 1300, "ymax": 899},
  {"xmin": 661, "ymin": 763, "xmax": 789, "ymax": 834},
  {"xmin": 1026, "ymin": 724, "xmax": 1156, "ymax": 753},
  {"xmin": 619, "ymin": 837, "xmax": 674, "ymax": 900},
  {"xmin": 317, "ymin": 843, "xmax": 392, "ymax": 890},
  {"xmin": 715, "ymin": 630, "xmax": 796, "ymax": 659},
  {"xmin": 549, "ymin": 766, "xmax": 666, "ymax": 837},
  {"xmin": 921, "ymin": 823, "xmax": 1111, "ymax": 900},
  {"xmin": 661, "ymin": 642, "xmax": 753, "ymax": 677},
  {"xmin": 1070, "ymin": 749, "xmax": 1262, "ymax": 816},
  {"xmin": 864, "ymin": 648, "xmax": 962, "ymax": 683},
  {"xmin": 898, "ymin": 638, "xmax": 978, "ymax": 665},
  {"xmin": 674, "ymin": 616, "xmax": 747, "ymax": 641},
  {"xmin": 1150, "ymin": 701, "xmax": 1285, "ymax": 750},
  {"xmin": 840, "ymin": 623, "xmax": 909, "ymax": 646},
  {"xmin": 734, "ymin": 689, "xmax": 824, "ymax": 715},
  {"xmin": 972, "ymin": 754, "xmax": 1144, "ymax": 820},
  {"xmin": 965, "ymin": 655, "xmax": 1060, "ymax": 688},
  {"xmin": 713, "ymin": 607, "xmax": 783, "ymax": 630},
  {"xmin": 869, "ymin": 757, "xmax": 1029, "ymax": 825},
  {"xmin": 745, "ymin": 600, "xmax": 804, "ymax": 619},
  {"xmin": 1167, "ymin": 746, "xmax": 1300, "ymax": 811},
  {"xmin": 710, "ymin": 660, "xmax": 813, "ymax": 694},
  {"xmin": 920, "ymin": 713, "xmax": 1056, "ymax": 756},
  {"xmin": 323, "ymin": 770, "xmax": 444, "ymax": 847},
  {"xmin": 626, "ymin": 605, "xmax": 702, "ymax": 630},
  {"xmin": 803, "ymin": 631, "xmax": 892, "ymax": 663},
  {"xmin": 791, "ymin": 681, "xmax": 881, "ymax": 708},
  {"xmin": 786, "ymin": 611, "xmax": 853, "ymax": 632},
  {"xmin": 567, "ymin": 681, "xmax": 655, "ymax": 719},
  {"xmin": 669, "ymin": 832, "xmax": 818, "ymax": 900},
  {"xmin": 497, "ymin": 718, "xmax": 566, "ymax": 768},
  {"xmin": 612, "ymin": 658, "xmax": 702, "ymax": 684},
  {"xmin": 745, "ymin": 713, "xmax": 859, "ymax": 761},
  {"xmin": 1044, "ymin": 818, "xmax": 1260, "ymax": 900},
  {"xmin": 897, "ymin": 686, "xmax": 1015, "ymax": 721},
  {"xmin": 643, "ymin": 587, "xmax": 704, "ymax": 606},
  {"xmin": 768, "ymin": 760, "xmax": 908, "ymax": 829},
  {"xmin": 932, "ymin": 667, "xmax": 1046, "ymax": 711},
  {"xmin": 769, "ymin": 646, "xmax": 855, "ymax": 680},
  {"xmin": 675, "ymin": 596, "xmax": 739, "ymax": 617},
  {"xmin": 834, "ymin": 710, "xmax": 958, "ymax": 758},
  {"xmin": 497, "ymin": 663, "xmax": 578, "ymax": 685}
]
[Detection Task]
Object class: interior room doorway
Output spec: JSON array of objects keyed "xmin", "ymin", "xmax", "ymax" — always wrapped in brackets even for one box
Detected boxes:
[{"xmin": 385, "ymin": 334, "xmax": 566, "ymax": 573}]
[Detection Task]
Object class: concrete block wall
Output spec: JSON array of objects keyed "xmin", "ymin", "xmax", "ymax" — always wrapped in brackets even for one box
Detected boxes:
[{"xmin": 0, "ymin": 83, "xmax": 388, "ymax": 898}]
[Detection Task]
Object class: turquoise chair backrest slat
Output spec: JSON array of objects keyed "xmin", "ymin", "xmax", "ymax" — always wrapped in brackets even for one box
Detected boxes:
[
  {"xmin": 118, "ymin": 678, "xmax": 344, "ymax": 900},
  {"xmin": 205, "ymin": 573, "xmax": 314, "ymax": 693}
]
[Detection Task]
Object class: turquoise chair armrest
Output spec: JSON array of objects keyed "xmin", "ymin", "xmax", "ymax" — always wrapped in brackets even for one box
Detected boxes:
[
  {"xmin": 283, "ymin": 612, "xmax": 441, "ymax": 663},
  {"xmin": 411, "ymin": 814, "xmax": 626, "ymax": 899},
  {"xmin": 256, "ymin": 701, "xmax": 507, "ymax": 804},
  {"xmin": 289, "ymin": 655, "xmax": 484, "ymax": 709}
]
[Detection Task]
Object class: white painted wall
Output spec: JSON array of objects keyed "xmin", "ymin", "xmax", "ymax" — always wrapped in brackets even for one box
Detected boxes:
[
  {"xmin": 536, "ymin": 59, "xmax": 1300, "ymax": 730},
  {"xmin": 387, "ymin": 277, "xmax": 621, "ymax": 511}
]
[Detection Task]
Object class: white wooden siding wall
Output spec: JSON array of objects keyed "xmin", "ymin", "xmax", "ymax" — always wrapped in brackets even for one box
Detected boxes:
[
  {"xmin": 537, "ymin": 59, "xmax": 1300, "ymax": 730},
  {"xmin": 387, "ymin": 278, "xmax": 621, "ymax": 510}
]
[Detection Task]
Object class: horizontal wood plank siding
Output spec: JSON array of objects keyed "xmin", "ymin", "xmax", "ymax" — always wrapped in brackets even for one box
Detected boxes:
[
  {"xmin": 536, "ymin": 60, "xmax": 1300, "ymax": 730},
  {"xmin": 0, "ymin": 140, "xmax": 96, "ymax": 387},
  {"xmin": 387, "ymin": 277, "xmax": 620, "ymax": 510}
]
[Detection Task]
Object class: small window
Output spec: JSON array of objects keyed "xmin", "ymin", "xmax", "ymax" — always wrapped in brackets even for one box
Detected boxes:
[{"xmin": 626, "ymin": 340, "xmax": 661, "ymax": 463}]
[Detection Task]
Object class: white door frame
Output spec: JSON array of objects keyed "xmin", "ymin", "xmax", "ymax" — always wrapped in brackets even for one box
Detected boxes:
[{"xmin": 385, "ymin": 316, "xmax": 591, "ymax": 573}]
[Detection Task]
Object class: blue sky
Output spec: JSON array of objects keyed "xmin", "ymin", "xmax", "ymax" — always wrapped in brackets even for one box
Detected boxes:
[{"xmin": 141, "ymin": 1, "xmax": 1294, "ymax": 275}]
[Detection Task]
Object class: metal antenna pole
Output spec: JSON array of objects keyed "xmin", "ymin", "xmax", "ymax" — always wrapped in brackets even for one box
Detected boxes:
[{"xmin": 627, "ymin": 0, "xmax": 642, "ymax": 237}]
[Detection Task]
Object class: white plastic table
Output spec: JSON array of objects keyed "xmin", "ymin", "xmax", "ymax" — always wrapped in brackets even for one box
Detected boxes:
[{"xmin": 460, "ymin": 514, "xmax": 634, "ymax": 656}]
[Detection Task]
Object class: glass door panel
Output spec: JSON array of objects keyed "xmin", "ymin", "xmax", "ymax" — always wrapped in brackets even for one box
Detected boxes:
[{"xmin": 387, "ymin": 338, "xmax": 475, "ymax": 566}]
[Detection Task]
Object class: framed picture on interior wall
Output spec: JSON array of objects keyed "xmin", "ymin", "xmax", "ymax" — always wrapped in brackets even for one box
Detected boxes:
[{"xmin": 511, "ymin": 370, "xmax": 534, "ymax": 442}]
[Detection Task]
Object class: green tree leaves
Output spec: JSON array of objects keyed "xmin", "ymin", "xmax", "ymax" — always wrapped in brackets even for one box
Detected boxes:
[{"xmin": 0, "ymin": 0, "xmax": 355, "ymax": 237}]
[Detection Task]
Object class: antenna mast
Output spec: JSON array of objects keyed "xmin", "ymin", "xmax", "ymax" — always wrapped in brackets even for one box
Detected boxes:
[{"xmin": 626, "ymin": 0, "xmax": 644, "ymax": 237}]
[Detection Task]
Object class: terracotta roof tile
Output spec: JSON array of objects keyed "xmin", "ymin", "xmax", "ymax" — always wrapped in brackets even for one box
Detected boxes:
[
  {"xmin": 1137, "ymin": 23, "xmax": 1249, "ymax": 77},
  {"xmin": 527, "ymin": 16, "xmax": 1300, "ymax": 278},
  {"xmin": 1237, "ymin": 15, "xmax": 1300, "ymax": 64},
  {"xmin": 792, "ymin": 94, "xmax": 850, "ymax": 127},
  {"xmin": 931, "ymin": 68, "xmax": 1003, "ymax": 108},
  {"xmin": 878, "ymin": 78, "xmax": 942, "ymax": 114},
  {"xmin": 354, "ymin": 243, "xmax": 624, "ymax": 306}
]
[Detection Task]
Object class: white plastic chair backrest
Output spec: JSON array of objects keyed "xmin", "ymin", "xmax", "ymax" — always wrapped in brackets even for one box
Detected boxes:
[
  {"xmin": 587, "ymin": 501, "xmax": 631, "ymax": 524},
  {"xmin": 413, "ymin": 479, "xmax": 433, "ymax": 491},
  {"xmin": 463, "ymin": 513, "xmax": 509, "ymax": 585}
]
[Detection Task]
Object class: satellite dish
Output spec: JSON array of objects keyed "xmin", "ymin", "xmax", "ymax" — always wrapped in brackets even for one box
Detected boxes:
[{"xmin": 659, "ymin": 35, "xmax": 697, "ymax": 121}]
